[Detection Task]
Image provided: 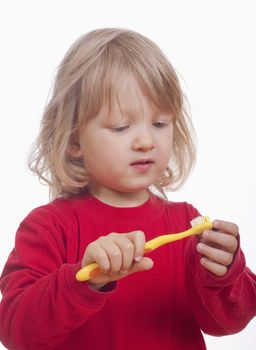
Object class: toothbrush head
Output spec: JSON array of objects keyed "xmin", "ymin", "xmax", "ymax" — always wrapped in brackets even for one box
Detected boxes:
[{"xmin": 190, "ymin": 216, "xmax": 213, "ymax": 233}]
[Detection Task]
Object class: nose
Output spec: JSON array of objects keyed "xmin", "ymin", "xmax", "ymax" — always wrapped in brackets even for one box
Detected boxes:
[{"xmin": 132, "ymin": 125, "xmax": 155, "ymax": 152}]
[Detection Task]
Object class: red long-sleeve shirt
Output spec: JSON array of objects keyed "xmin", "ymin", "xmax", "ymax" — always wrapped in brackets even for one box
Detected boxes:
[{"xmin": 0, "ymin": 193, "xmax": 255, "ymax": 350}]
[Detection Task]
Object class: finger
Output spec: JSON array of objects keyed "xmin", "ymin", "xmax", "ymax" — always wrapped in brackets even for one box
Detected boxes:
[
  {"xmin": 197, "ymin": 242, "xmax": 234, "ymax": 266},
  {"xmin": 112, "ymin": 236, "xmax": 135, "ymax": 273},
  {"xmin": 97, "ymin": 237, "xmax": 122, "ymax": 273},
  {"xmin": 84, "ymin": 243, "xmax": 110, "ymax": 272},
  {"xmin": 89, "ymin": 257, "xmax": 154, "ymax": 287},
  {"xmin": 129, "ymin": 257, "xmax": 154, "ymax": 274},
  {"xmin": 126, "ymin": 230, "xmax": 145, "ymax": 262},
  {"xmin": 106, "ymin": 257, "xmax": 154, "ymax": 280},
  {"xmin": 213, "ymin": 220, "xmax": 239, "ymax": 237},
  {"xmin": 201, "ymin": 230, "xmax": 238, "ymax": 253},
  {"xmin": 200, "ymin": 257, "xmax": 228, "ymax": 277}
]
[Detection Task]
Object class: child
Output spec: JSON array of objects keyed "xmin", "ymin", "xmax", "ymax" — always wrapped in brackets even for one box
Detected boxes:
[{"xmin": 0, "ymin": 28, "xmax": 255, "ymax": 350}]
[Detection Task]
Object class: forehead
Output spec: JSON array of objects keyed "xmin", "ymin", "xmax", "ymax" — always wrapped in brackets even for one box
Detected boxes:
[{"xmin": 101, "ymin": 72, "xmax": 164, "ymax": 120}]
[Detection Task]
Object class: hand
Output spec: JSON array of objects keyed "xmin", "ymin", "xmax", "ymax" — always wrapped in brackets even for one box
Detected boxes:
[
  {"xmin": 196, "ymin": 220, "xmax": 239, "ymax": 277},
  {"xmin": 82, "ymin": 231, "xmax": 154, "ymax": 290}
]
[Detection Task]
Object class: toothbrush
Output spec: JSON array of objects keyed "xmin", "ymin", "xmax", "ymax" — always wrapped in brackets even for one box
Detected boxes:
[{"xmin": 75, "ymin": 216, "xmax": 213, "ymax": 282}]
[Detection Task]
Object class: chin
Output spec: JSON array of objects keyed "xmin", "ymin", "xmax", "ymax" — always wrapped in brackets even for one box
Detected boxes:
[
  {"xmin": 119, "ymin": 185, "xmax": 151, "ymax": 194},
  {"xmin": 109, "ymin": 179, "xmax": 155, "ymax": 194}
]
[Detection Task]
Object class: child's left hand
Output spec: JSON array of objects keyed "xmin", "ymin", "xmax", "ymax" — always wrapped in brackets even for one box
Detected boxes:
[{"xmin": 196, "ymin": 220, "xmax": 239, "ymax": 277}]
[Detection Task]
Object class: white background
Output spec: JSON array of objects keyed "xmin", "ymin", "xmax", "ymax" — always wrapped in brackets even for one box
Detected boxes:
[{"xmin": 0, "ymin": 1, "xmax": 255, "ymax": 349}]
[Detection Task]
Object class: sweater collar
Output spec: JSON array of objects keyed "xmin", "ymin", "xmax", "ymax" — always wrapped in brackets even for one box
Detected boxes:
[{"xmin": 83, "ymin": 192, "xmax": 165, "ymax": 224}]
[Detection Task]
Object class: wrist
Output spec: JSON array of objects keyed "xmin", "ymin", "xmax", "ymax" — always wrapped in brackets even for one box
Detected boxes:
[
  {"xmin": 87, "ymin": 280, "xmax": 117, "ymax": 292},
  {"xmin": 87, "ymin": 281, "xmax": 107, "ymax": 291}
]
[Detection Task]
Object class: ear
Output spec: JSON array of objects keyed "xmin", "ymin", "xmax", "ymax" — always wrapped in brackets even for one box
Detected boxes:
[
  {"xmin": 68, "ymin": 142, "xmax": 84, "ymax": 158},
  {"xmin": 68, "ymin": 129, "xmax": 84, "ymax": 158}
]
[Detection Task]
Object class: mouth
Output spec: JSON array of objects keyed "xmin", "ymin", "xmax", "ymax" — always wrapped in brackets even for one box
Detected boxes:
[
  {"xmin": 130, "ymin": 159, "xmax": 154, "ymax": 172},
  {"xmin": 131, "ymin": 159, "xmax": 154, "ymax": 165}
]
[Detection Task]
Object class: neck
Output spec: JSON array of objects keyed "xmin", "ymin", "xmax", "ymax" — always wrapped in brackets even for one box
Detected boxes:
[{"xmin": 88, "ymin": 186, "xmax": 150, "ymax": 208}]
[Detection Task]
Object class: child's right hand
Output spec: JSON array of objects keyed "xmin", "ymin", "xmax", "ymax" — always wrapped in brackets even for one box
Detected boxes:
[{"xmin": 82, "ymin": 231, "xmax": 154, "ymax": 290}]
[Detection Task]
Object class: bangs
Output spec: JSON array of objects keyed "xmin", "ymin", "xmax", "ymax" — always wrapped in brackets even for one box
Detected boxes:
[{"xmin": 77, "ymin": 36, "xmax": 183, "ymax": 126}]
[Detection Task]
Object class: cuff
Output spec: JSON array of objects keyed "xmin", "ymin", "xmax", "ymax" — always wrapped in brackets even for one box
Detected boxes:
[{"xmin": 63, "ymin": 262, "xmax": 117, "ymax": 306}]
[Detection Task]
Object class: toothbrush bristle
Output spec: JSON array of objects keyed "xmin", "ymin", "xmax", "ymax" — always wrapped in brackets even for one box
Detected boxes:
[{"xmin": 190, "ymin": 216, "xmax": 210, "ymax": 227}]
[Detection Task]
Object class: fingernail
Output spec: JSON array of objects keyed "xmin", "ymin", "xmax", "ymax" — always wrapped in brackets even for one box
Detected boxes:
[
  {"xmin": 213, "ymin": 220, "xmax": 219, "ymax": 227},
  {"xmin": 146, "ymin": 260, "xmax": 154, "ymax": 270},
  {"xmin": 200, "ymin": 257, "xmax": 206, "ymax": 266},
  {"xmin": 202, "ymin": 230, "xmax": 209, "ymax": 238},
  {"xmin": 196, "ymin": 243, "xmax": 203, "ymax": 252},
  {"xmin": 134, "ymin": 256, "xmax": 142, "ymax": 262}
]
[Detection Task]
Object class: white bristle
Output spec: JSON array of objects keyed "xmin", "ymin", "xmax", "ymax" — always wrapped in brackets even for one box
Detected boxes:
[{"xmin": 190, "ymin": 216, "xmax": 209, "ymax": 227}]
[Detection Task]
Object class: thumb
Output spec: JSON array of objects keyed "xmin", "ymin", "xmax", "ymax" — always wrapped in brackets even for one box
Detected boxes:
[{"xmin": 130, "ymin": 257, "xmax": 154, "ymax": 274}]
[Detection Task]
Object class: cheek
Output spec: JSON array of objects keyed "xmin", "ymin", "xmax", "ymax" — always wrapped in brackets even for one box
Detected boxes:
[
  {"xmin": 85, "ymin": 143, "xmax": 122, "ymax": 172},
  {"xmin": 160, "ymin": 130, "xmax": 173, "ymax": 157}
]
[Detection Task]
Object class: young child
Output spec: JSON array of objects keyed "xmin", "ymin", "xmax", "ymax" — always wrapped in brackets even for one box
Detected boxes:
[{"xmin": 0, "ymin": 28, "xmax": 255, "ymax": 350}]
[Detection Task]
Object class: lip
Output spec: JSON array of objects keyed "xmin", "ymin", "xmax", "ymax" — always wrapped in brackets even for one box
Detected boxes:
[
  {"xmin": 130, "ymin": 159, "xmax": 154, "ymax": 172},
  {"xmin": 130, "ymin": 158, "xmax": 154, "ymax": 165}
]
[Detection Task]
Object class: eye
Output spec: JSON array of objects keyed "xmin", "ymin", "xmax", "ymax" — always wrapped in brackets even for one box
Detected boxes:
[
  {"xmin": 111, "ymin": 125, "xmax": 130, "ymax": 133},
  {"xmin": 153, "ymin": 121, "xmax": 169, "ymax": 129}
]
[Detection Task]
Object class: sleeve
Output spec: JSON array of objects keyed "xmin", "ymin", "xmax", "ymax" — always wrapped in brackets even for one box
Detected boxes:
[
  {"xmin": 0, "ymin": 209, "xmax": 116, "ymax": 350},
  {"xmin": 185, "ymin": 212, "xmax": 256, "ymax": 336}
]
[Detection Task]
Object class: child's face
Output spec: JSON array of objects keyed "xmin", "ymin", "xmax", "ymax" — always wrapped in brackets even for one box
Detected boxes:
[{"xmin": 77, "ymin": 74, "xmax": 173, "ymax": 201}]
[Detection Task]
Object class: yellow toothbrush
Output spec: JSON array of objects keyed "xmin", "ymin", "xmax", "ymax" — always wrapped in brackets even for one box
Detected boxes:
[{"xmin": 76, "ymin": 216, "xmax": 213, "ymax": 282}]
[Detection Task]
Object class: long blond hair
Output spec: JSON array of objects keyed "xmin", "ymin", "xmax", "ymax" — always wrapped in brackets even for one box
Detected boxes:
[{"xmin": 28, "ymin": 28, "xmax": 196, "ymax": 199}]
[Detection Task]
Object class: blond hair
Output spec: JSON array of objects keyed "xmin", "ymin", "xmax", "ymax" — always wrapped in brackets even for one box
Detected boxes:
[{"xmin": 28, "ymin": 28, "xmax": 196, "ymax": 199}]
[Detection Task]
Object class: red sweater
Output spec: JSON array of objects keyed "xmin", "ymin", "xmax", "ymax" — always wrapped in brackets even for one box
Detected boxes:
[{"xmin": 0, "ymin": 194, "xmax": 255, "ymax": 350}]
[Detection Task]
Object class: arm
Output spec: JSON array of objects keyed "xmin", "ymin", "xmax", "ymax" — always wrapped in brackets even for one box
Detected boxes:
[
  {"xmin": 0, "ymin": 208, "xmax": 153, "ymax": 350},
  {"xmin": 185, "ymin": 228, "xmax": 256, "ymax": 335},
  {"xmin": 0, "ymin": 213, "xmax": 116, "ymax": 350}
]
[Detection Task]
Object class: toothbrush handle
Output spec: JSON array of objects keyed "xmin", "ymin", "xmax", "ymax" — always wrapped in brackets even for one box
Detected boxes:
[
  {"xmin": 76, "ymin": 221, "xmax": 213, "ymax": 281},
  {"xmin": 75, "ymin": 243, "xmax": 159, "ymax": 281},
  {"xmin": 75, "ymin": 242, "xmax": 162, "ymax": 281},
  {"xmin": 76, "ymin": 262, "xmax": 101, "ymax": 281},
  {"xmin": 75, "ymin": 231, "xmax": 198, "ymax": 281},
  {"xmin": 76, "ymin": 245, "xmax": 154, "ymax": 282}
]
